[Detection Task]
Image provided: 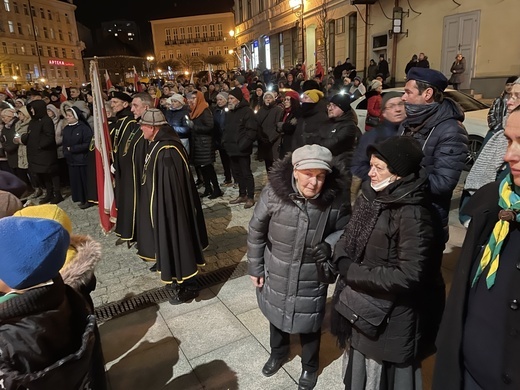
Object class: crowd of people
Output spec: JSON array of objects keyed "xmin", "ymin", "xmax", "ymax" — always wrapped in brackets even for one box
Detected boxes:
[{"xmin": 1, "ymin": 60, "xmax": 520, "ymax": 390}]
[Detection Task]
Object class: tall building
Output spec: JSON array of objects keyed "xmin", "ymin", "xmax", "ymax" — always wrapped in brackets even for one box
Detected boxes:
[
  {"xmin": 0, "ymin": 0, "xmax": 86, "ymax": 88},
  {"xmin": 150, "ymin": 12, "xmax": 235, "ymax": 72}
]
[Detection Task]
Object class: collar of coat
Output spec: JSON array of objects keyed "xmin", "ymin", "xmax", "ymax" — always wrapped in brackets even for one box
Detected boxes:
[{"xmin": 268, "ymin": 154, "xmax": 348, "ymax": 208}]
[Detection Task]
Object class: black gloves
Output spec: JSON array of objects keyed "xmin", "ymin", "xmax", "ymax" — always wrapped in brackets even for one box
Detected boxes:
[
  {"xmin": 312, "ymin": 242, "xmax": 331, "ymax": 263},
  {"xmin": 312, "ymin": 242, "xmax": 337, "ymax": 284}
]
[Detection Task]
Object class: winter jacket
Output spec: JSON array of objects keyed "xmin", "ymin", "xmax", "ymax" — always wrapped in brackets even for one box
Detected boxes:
[
  {"xmin": 433, "ymin": 181, "xmax": 520, "ymax": 390},
  {"xmin": 212, "ymin": 105, "xmax": 226, "ymax": 149},
  {"xmin": 0, "ymin": 234, "xmax": 106, "ymax": 390},
  {"xmin": 335, "ymin": 171, "xmax": 444, "ymax": 363},
  {"xmin": 400, "ymin": 98, "xmax": 468, "ymax": 231},
  {"xmin": 256, "ymin": 103, "xmax": 283, "ymax": 162},
  {"xmin": 190, "ymin": 107, "xmax": 215, "ymax": 166},
  {"xmin": 351, "ymin": 119, "xmax": 400, "ymax": 180},
  {"xmin": 62, "ymin": 107, "xmax": 93, "ymax": 167},
  {"xmin": 248, "ymin": 156, "xmax": 350, "ymax": 334},
  {"xmin": 21, "ymin": 100, "xmax": 59, "ymax": 174},
  {"xmin": 304, "ymin": 109, "xmax": 359, "ymax": 169},
  {"xmin": 222, "ymin": 99, "xmax": 258, "ymax": 157},
  {"xmin": 449, "ymin": 58, "xmax": 466, "ymax": 85},
  {"xmin": 14, "ymin": 117, "xmax": 29, "ymax": 169},
  {"xmin": 290, "ymin": 99, "xmax": 330, "ymax": 153},
  {"xmin": 165, "ymin": 106, "xmax": 190, "ymax": 139},
  {"xmin": 487, "ymin": 94, "xmax": 509, "ymax": 133},
  {"xmin": 0, "ymin": 117, "xmax": 19, "ymax": 169}
]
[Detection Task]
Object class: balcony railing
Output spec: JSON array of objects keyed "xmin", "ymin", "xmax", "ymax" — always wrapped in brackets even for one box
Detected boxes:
[{"xmin": 164, "ymin": 36, "xmax": 224, "ymax": 45}]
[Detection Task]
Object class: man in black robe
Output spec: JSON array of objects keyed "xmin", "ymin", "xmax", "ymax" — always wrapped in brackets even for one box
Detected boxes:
[
  {"xmin": 136, "ymin": 109, "xmax": 208, "ymax": 304},
  {"xmin": 109, "ymin": 91, "xmax": 141, "ymax": 245}
]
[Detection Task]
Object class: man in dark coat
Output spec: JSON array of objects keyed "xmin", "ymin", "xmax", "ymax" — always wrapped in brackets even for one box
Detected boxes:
[
  {"xmin": 433, "ymin": 108, "xmax": 520, "ymax": 390},
  {"xmin": 20, "ymin": 100, "xmax": 62, "ymax": 204},
  {"xmin": 400, "ymin": 67, "xmax": 468, "ymax": 241},
  {"xmin": 136, "ymin": 109, "xmax": 208, "ymax": 304},
  {"xmin": 248, "ymin": 144, "xmax": 350, "ymax": 390},
  {"xmin": 109, "ymin": 91, "xmax": 141, "ymax": 245},
  {"xmin": 377, "ymin": 54, "xmax": 390, "ymax": 82},
  {"xmin": 222, "ymin": 87, "xmax": 258, "ymax": 209}
]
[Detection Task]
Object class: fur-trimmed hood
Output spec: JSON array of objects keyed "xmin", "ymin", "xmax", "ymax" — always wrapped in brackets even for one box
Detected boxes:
[
  {"xmin": 59, "ymin": 234, "xmax": 101, "ymax": 292},
  {"xmin": 268, "ymin": 153, "xmax": 348, "ymax": 208}
]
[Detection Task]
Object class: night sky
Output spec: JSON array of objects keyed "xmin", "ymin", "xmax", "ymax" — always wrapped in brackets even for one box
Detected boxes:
[{"xmin": 73, "ymin": 0, "xmax": 235, "ymax": 28}]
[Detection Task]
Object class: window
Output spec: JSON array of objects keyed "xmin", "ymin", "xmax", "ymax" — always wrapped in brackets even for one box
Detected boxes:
[
  {"xmin": 165, "ymin": 28, "xmax": 171, "ymax": 41},
  {"xmin": 209, "ymin": 24, "xmax": 215, "ymax": 37},
  {"xmin": 50, "ymin": 28, "xmax": 55, "ymax": 39},
  {"xmin": 27, "ymin": 24, "xmax": 32, "ymax": 36},
  {"xmin": 54, "ymin": 47, "xmax": 58, "ymax": 57},
  {"xmin": 12, "ymin": 43, "xmax": 17, "ymax": 54},
  {"xmin": 43, "ymin": 27, "xmax": 48, "ymax": 38},
  {"xmin": 68, "ymin": 32, "xmax": 72, "ymax": 43},
  {"xmin": 47, "ymin": 46, "xmax": 51, "ymax": 56},
  {"xmin": 179, "ymin": 27, "xmax": 185, "ymax": 39},
  {"xmin": 74, "ymin": 69, "xmax": 78, "ymax": 78},
  {"xmin": 217, "ymin": 23, "xmax": 222, "ymax": 37},
  {"xmin": 187, "ymin": 26, "xmax": 193, "ymax": 39},
  {"xmin": 65, "ymin": 69, "xmax": 69, "ymax": 77},
  {"xmin": 216, "ymin": 46, "xmax": 221, "ymax": 55},
  {"xmin": 17, "ymin": 22, "xmax": 22, "ymax": 34},
  {"xmin": 194, "ymin": 26, "xmax": 200, "ymax": 38},
  {"xmin": 335, "ymin": 17, "xmax": 345, "ymax": 34},
  {"xmin": 238, "ymin": 0, "xmax": 243, "ymax": 23},
  {"xmin": 56, "ymin": 67, "xmax": 62, "ymax": 78},
  {"xmin": 172, "ymin": 28, "xmax": 178, "ymax": 40},
  {"xmin": 49, "ymin": 67, "xmax": 55, "ymax": 78},
  {"xmin": 34, "ymin": 25, "xmax": 38, "ymax": 36},
  {"xmin": 160, "ymin": 51, "xmax": 166, "ymax": 59},
  {"xmin": 65, "ymin": 13, "xmax": 70, "ymax": 24},
  {"xmin": 168, "ymin": 50, "xmax": 174, "ymax": 59},
  {"xmin": 13, "ymin": 1, "xmax": 19, "ymax": 13},
  {"xmin": 58, "ymin": 29, "xmax": 63, "ymax": 40},
  {"xmin": 2, "ymin": 42, "xmax": 7, "ymax": 54},
  {"xmin": 20, "ymin": 44, "xmax": 25, "ymax": 54},
  {"xmin": 22, "ymin": 3, "xmax": 27, "ymax": 14},
  {"xmin": 202, "ymin": 25, "xmax": 207, "ymax": 38},
  {"xmin": 191, "ymin": 48, "xmax": 199, "ymax": 56},
  {"xmin": 47, "ymin": 10, "xmax": 52, "ymax": 20},
  {"xmin": 71, "ymin": 49, "xmax": 75, "ymax": 59},
  {"xmin": 223, "ymin": 46, "xmax": 228, "ymax": 54},
  {"xmin": 41, "ymin": 66, "xmax": 46, "ymax": 77},
  {"xmin": 246, "ymin": 0, "xmax": 252, "ymax": 19},
  {"xmin": 38, "ymin": 45, "xmax": 43, "ymax": 56},
  {"xmin": 176, "ymin": 49, "xmax": 181, "ymax": 58},
  {"xmin": 30, "ymin": 5, "xmax": 35, "ymax": 16},
  {"xmin": 4, "ymin": 0, "xmax": 10, "ymax": 12},
  {"xmin": 208, "ymin": 47, "xmax": 214, "ymax": 56},
  {"xmin": 259, "ymin": 0, "xmax": 264, "ymax": 13},
  {"xmin": 61, "ymin": 48, "xmax": 66, "ymax": 57},
  {"xmin": 56, "ymin": 13, "xmax": 60, "ymax": 22},
  {"xmin": 8, "ymin": 21, "xmax": 14, "ymax": 33},
  {"xmin": 39, "ymin": 7, "xmax": 44, "ymax": 18},
  {"xmin": 30, "ymin": 44, "xmax": 36, "ymax": 55}
]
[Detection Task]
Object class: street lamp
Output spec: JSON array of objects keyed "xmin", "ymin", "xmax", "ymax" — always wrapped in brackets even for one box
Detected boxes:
[
  {"xmin": 289, "ymin": 0, "xmax": 304, "ymax": 66},
  {"xmin": 146, "ymin": 55, "xmax": 154, "ymax": 76}
]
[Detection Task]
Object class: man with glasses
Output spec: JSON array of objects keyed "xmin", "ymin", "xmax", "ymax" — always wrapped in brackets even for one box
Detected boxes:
[{"xmin": 350, "ymin": 91, "xmax": 405, "ymax": 201}]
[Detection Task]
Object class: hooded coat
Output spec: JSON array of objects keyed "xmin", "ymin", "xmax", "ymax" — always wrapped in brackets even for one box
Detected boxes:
[
  {"xmin": 222, "ymin": 99, "xmax": 258, "ymax": 157},
  {"xmin": 21, "ymin": 100, "xmax": 59, "ymax": 174},
  {"xmin": 400, "ymin": 98, "xmax": 468, "ymax": 232},
  {"xmin": 62, "ymin": 106, "xmax": 93, "ymax": 167},
  {"xmin": 248, "ymin": 156, "xmax": 350, "ymax": 334},
  {"xmin": 289, "ymin": 98, "xmax": 330, "ymax": 153},
  {"xmin": 0, "ymin": 234, "xmax": 106, "ymax": 390},
  {"xmin": 256, "ymin": 102, "xmax": 283, "ymax": 162}
]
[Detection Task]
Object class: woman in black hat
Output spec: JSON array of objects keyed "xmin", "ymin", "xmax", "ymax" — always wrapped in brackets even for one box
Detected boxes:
[{"xmin": 328, "ymin": 136, "xmax": 445, "ymax": 390}]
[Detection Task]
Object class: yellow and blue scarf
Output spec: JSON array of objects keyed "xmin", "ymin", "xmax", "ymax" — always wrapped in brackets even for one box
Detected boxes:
[{"xmin": 471, "ymin": 175, "xmax": 520, "ymax": 289}]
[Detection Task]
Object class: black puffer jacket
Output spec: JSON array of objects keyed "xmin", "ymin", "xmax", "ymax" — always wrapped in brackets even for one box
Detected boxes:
[
  {"xmin": 289, "ymin": 99, "xmax": 329, "ymax": 152},
  {"xmin": 0, "ymin": 117, "xmax": 19, "ymax": 168},
  {"xmin": 222, "ymin": 99, "xmax": 258, "ymax": 157},
  {"xmin": 62, "ymin": 107, "xmax": 93, "ymax": 166},
  {"xmin": 21, "ymin": 100, "xmax": 58, "ymax": 174},
  {"xmin": 256, "ymin": 103, "xmax": 283, "ymax": 162},
  {"xmin": 400, "ymin": 98, "xmax": 468, "ymax": 231},
  {"xmin": 190, "ymin": 107, "xmax": 215, "ymax": 166},
  {"xmin": 334, "ymin": 171, "xmax": 445, "ymax": 363},
  {"xmin": 248, "ymin": 156, "xmax": 350, "ymax": 334}
]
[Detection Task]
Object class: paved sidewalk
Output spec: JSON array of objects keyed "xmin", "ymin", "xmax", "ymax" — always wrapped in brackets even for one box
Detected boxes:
[{"xmin": 58, "ymin": 159, "xmax": 466, "ymax": 389}]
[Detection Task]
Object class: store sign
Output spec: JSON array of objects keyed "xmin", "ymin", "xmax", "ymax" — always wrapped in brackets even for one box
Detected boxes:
[{"xmin": 48, "ymin": 59, "xmax": 74, "ymax": 67}]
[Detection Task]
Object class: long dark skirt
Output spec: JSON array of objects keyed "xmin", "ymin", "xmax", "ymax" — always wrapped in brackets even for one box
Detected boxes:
[{"xmin": 68, "ymin": 165, "xmax": 88, "ymax": 204}]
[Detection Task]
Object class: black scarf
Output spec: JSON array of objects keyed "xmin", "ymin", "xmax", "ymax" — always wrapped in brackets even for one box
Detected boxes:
[
  {"xmin": 402, "ymin": 102, "xmax": 439, "ymax": 135},
  {"xmin": 330, "ymin": 192, "xmax": 389, "ymax": 348}
]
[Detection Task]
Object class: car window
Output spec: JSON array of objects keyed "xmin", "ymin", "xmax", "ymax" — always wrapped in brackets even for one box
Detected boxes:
[{"xmin": 444, "ymin": 91, "xmax": 489, "ymax": 112}]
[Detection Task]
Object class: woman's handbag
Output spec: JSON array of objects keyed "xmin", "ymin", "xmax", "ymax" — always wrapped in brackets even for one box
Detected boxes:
[
  {"xmin": 334, "ymin": 284, "xmax": 394, "ymax": 338},
  {"xmin": 365, "ymin": 115, "xmax": 380, "ymax": 127}
]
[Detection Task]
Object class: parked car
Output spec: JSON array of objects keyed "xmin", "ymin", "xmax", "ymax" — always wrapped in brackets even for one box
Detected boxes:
[{"xmin": 350, "ymin": 88, "xmax": 490, "ymax": 169}]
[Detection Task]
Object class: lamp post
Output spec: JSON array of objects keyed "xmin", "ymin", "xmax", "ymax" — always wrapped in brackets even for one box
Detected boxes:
[
  {"xmin": 289, "ymin": 0, "xmax": 304, "ymax": 66},
  {"xmin": 146, "ymin": 55, "xmax": 154, "ymax": 76}
]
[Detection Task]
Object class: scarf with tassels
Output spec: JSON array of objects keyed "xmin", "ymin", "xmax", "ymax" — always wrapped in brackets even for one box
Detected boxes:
[{"xmin": 471, "ymin": 175, "xmax": 520, "ymax": 289}]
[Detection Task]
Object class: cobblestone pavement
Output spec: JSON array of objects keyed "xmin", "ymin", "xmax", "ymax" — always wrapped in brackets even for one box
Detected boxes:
[{"xmin": 59, "ymin": 157, "xmax": 269, "ymax": 307}]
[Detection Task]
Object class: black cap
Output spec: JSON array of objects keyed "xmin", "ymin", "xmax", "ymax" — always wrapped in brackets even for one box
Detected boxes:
[
  {"xmin": 109, "ymin": 91, "xmax": 133, "ymax": 103},
  {"xmin": 367, "ymin": 136, "xmax": 424, "ymax": 177},
  {"xmin": 301, "ymin": 80, "xmax": 320, "ymax": 92},
  {"xmin": 406, "ymin": 68, "xmax": 449, "ymax": 92},
  {"xmin": 329, "ymin": 94, "xmax": 351, "ymax": 113},
  {"xmin": 228, "ymin": 87, "xmax": 244, "ymax": 101}
]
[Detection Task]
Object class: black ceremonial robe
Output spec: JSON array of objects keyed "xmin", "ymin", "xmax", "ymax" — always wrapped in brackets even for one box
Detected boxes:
[
  {"xmin": 110, "ymin": 107, "xmax": 141, "ymax": 240},
  {"xmin": 136, "ymin": 126, "xmax": 208, "ymax": 284}
]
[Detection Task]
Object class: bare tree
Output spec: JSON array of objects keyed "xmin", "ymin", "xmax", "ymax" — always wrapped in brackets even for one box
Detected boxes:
[{"xmin": 315, "ymin": 0, "xmax": 333, "ymax": 72}]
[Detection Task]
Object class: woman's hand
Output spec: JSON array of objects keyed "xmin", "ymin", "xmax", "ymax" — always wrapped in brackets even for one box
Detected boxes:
[{"xmin": 250, "ymin": 275, "xmax": 264, "ymax": 288}]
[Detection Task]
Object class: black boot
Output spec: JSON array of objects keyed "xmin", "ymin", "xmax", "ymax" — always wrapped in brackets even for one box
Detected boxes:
[{"xmin": 50, "ymin": 192, "xmax": 64, "ymax": 204}]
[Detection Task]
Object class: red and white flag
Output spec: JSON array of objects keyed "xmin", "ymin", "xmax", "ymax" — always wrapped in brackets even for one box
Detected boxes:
[
  {"xmin": 207, "ymin": 65, "xmax": 212, "ymax": 83},
  {"xmin": 104, "ymin": 69, "xmax": 113, "ymax": 91},
  {"xmin": 4, "ymin": 86, "xmax": 14, "ymax": 99},
  {"xmin": 89, "ymin": 60, "xmax": 116, "ymax": 233},
  {"xmin": 60, "ymin": 85, "xmax": 68, "ymax": 102},
  {"xmin": 132, "ymin": 66, "xmax": 142, "ymax": 92}
]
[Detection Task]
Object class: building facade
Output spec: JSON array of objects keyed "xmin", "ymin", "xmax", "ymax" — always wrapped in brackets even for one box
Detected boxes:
[
  {"xmin": 234, "ymin": 0, "xmax": 519, "ymax": 96},
  {"xmin": 0, "ymin": 0, "xmax": 86, "ymax": 88},
  {"xmin": 150, "ymin": 12, "xmax": 236, "ymax": 72}
]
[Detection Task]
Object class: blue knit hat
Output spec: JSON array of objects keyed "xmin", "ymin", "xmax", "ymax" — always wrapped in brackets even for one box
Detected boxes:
[
  {"xmin": 406, "ymin": 68, "xmax": 449, "ymax": 92},
  {"xmin": 0, "ymin": 217, "xmax": 69, "ymax": 289}
]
